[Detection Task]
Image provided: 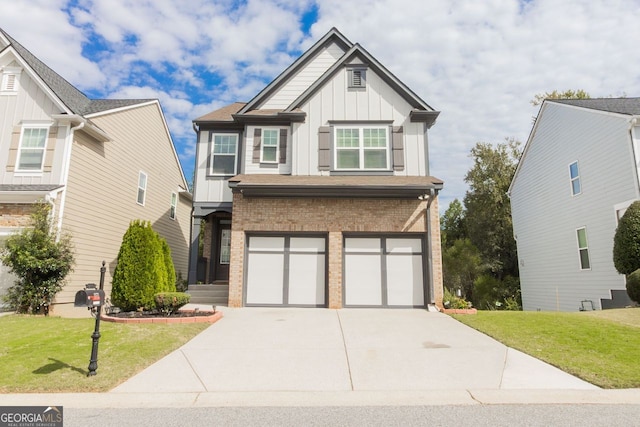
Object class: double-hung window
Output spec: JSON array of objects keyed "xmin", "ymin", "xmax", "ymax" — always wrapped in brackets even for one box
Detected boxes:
[
  {"xmin": 576, "ymin": 227, "xmax": 590, "ymax": 270},
  {"xmin": 569, "ymin": 161, "xmax": 581, "ymax": 195},
  {"xmin": 137, "ymin": 172, "xmax": 147, "ymax": 205},
  {"xmin": 335, "ymin": 126, "xmax": 389, "ymax": 170},
  {"xmin": 17, "ymin": 126, "xmax": 48, "ymax": 172},
  {"xmin": 261, "ymin": 129, "xmax": 278, "ymax": 163},
  {"xmin": 211, "ymin": 134, "xmax": 238, "ymax": 175},
  {"xmin": 170, "ymin": 192, "xmax": 177, "ymax": 219}
]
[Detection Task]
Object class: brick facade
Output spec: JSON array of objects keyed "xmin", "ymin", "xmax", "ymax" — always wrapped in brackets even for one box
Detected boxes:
[
  {"xmin": 0, "ymin": 204, "xmax": 34, "ymax": 228},
  {"xmin": 228, "ymin": 193, "xmax": 444, "ymax": 308}
]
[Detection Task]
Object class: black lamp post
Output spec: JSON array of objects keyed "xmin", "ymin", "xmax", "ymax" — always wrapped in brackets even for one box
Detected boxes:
[{"xmin": 87, "ymin": 261, "xmax": 106, "ymax": 376}]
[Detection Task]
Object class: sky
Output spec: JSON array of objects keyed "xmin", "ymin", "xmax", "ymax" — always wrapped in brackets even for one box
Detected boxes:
[{"xmin": 2, "ymin": 0, "xmax": 640, "ymax": 213}]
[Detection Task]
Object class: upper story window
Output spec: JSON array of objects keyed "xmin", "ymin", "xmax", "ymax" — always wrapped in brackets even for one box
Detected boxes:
[
  {"xmin": 137, "ymin": 171, "xmax": 147, "ymax": 205},
  {"xmin": 261, "ymin": 129, "xmax": 279, "ymax": 163},
  {"xmin": 170, "ymin": 192, "xmax": 177, "ymax": 220},
  {"xmin": 211, "ymin": 133, "xmax": 238, "ymax": 175},
  {"xmin": 576, "ymin": 227, "xmax": 591, "ymax": 270},
  {"xmin": 569, "ymin": 161, "xmax": 581, "ymax": 196},
  {"xmin": 347, "ymin": 67, "xmax": 366, "ymax": 89},
  {"xmin": 17, "ymin": 126, "xmax": 49, "ymax": 172},
  {"xmin": 1, "ymin": 67, "xmax": 21, "ymax": 94},
  {"xmin": 334, "ymin": 126, "xmax": 389, "ymax": 170}
]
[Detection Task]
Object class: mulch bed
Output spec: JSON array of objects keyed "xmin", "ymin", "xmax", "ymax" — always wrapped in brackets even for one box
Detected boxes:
[{"xmin": 101, "ymin": 309, "xmax": 223, "ymax": 324}]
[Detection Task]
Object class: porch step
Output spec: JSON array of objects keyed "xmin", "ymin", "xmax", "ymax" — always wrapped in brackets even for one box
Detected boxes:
[{"xmin": 187, "ymin": 283, "xmax": 229, "ymax": 306}]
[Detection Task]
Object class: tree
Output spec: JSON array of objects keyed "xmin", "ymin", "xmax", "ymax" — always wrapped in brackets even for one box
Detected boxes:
[
  {"xmin": 613, "ymin": 201, "xmax": 640, "ymax": 275},
  {"xmin": 530, "ymin": 89, "xmax": 590, "ymax": 106},
  {"xmin": 442, "ymin": 238, "xmax": 482, "ymax": 301},
  {"xmin": 440, "ymin": 198, "xmax": 466, "ymax": 249},
  {"xmin": 0, "ymin": 202, "xmax": 74, "ymax": 314},
  {"xmin": 111, "ymin": 220, "xmax": 172, "ymax": 311},
  {"xmin": 160, "ymin": 237, "xmax": 176, "ymax": 292},
  {"xmin": 463, "ymin": 138, "xmax": 521, "ymax": 279}
]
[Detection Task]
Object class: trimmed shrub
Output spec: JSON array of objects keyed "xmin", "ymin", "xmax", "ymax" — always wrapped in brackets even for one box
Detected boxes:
[
  {"xmin": 1, "ymin": 202, "xmax": 74, "ymax": 314},
  {"xmin": 155, "ymin": 292, "xmax": 190, "ymax": 316},
  {"xmin": 160, "ymin": 237, "xmax": 176, "ymax": 292},
  {"xmin": 626, "ymin": 269, "xmax": 640, "ymax": 304},
  {"xmin": 613, "ymin": 201, "xmax": 640, "ymax": 275},
  {"xmin": 111, "ymin": 220, "xmax": 168, "ymax": 311}
]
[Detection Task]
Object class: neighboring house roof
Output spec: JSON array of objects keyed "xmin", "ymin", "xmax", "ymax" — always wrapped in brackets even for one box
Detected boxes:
[
  {"xmin": 0, "ymin": 28, "xmax": 153, "ymax": 116},
  {"xmin": 229, "ymin": 174, "xmax": 443, "ymax": 198},
  {"xmin": 550, "ymin": 98, "xmax": 640, "ymax": 116}
]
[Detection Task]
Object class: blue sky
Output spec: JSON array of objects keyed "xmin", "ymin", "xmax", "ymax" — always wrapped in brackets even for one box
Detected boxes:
[{"xmin": 2, "ymin": 0, "xmax": 640, "ymax": 212}]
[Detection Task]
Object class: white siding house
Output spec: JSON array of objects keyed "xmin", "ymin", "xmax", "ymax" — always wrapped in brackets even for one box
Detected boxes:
[{"xmin": 509, "ymin": 99, "xmax": 640, "ymax": 311}]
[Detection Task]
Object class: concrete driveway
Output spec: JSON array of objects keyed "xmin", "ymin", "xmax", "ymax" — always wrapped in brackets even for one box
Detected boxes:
[{"xmin": 112, "ymin": 308, "xmax": 596, "ymax": 394}]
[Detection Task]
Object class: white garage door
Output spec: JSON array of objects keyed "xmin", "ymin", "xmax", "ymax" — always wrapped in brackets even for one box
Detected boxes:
[
  {"xmin": 245, "ymin": 235, "xmax": 326, "ymax": 306},
  {"xmin": 344, "ymin": 236, "xmax": 425, "ymax": 307}
]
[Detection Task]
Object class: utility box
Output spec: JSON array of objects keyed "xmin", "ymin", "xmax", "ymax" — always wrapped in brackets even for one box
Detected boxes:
[{"xmin": 74, "ymin": 284, "xmax": 105, "ymax": 308}]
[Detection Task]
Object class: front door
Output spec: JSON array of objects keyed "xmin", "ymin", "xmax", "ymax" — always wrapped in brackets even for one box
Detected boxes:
[{"xmin": 215, "ymin": 221, "xmax": 232, "ymax": 281}]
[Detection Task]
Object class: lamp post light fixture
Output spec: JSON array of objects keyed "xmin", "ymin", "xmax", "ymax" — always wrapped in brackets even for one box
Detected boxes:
[{"xmin": 74, "ymin": 261, "xmax": 106, "ymax": 376}]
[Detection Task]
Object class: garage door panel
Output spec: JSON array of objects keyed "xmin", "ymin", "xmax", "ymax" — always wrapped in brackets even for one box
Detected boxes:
[
  {"xmin": 290, "ymin": 237, "xmax": 325, "ymax": 252},
  {"xmin": 246, "ymin": 253, "xmax": 284, "ymax": 304},
  {"xmin": 248, "ymin": 236, "xmax": 285, "ymax": 251},
  {"xmin": 288, "ymin": 253, "xmax": 325, "ymax": 305},
  {"xmin": 387, "ymin": 238, "xmax": 422, "ymax": 253},
  {"xmin": 345, "ymin": 254, "xmax": 382, "ymax": 306},
  {"xmin": 387, "ymin": 254, "xmax": 424, "ymax": 306}
]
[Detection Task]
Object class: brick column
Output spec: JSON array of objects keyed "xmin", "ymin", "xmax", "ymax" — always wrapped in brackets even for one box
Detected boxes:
[{"xmin": 327, "ymin": 231, "xmax": 343, "ymax": 308}]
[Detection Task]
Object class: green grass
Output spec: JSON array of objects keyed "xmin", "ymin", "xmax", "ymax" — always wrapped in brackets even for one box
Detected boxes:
[
  {"xmin": 0, "ymin": 315, "xmax": 209, "ymax": 393},
  {"xmin": 452, "ymin": 308, "xmax": 640, "ymax": 389}
]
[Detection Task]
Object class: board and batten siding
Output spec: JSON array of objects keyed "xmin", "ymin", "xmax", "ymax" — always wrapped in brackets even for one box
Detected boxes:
[
  {"xmin": 261, "ymin": 41, "xmax": 346, "ymax": 110},
  {"xmin": 292, "ymin": 65, "xmax": 428, "ymax": 176},
  {"xmin": 243, "ymin": 125, "xmax": 292, "ymax": 175},
  {"xmin": 510, "ymin": 102, "xmax": 639, "ymax": 311},
  {"xmin": 193, "ymin": 130, "xmax": 235, "ymax": 204},
  {"xmin": 0, "ymin": 54, "xmax": 67, "ymax": 186},
  {"xmin": 58, "ymin": 103, "xmax": 190, "ymax": 305}
]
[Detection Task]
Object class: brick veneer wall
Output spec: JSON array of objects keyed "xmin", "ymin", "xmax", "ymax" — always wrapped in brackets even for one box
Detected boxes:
[
  {"xmin": 228, "ymin": 193, "xmax": 444, "ymax": 309},
  {"xmin": 0, "ymin": 204, "xmax": 34, "ymax": 228}
]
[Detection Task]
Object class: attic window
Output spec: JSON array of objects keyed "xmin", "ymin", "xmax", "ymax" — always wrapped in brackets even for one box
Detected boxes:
[
  {"xmin": 348, "ymin": 67, "xmax": 366, "ymax": 89},
  {"xmin": 1, "ymin": 67, "xmax": 21, "ymax": 94}
]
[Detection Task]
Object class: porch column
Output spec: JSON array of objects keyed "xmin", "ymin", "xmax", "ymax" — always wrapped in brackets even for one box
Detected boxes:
[{"xmin": 187, "ymin": 215, "xmax": 201, "ymax": 285}]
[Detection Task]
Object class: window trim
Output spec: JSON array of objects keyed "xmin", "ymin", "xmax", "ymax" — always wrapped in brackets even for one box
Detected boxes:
[
  {"xmin": 137, "ymin": 171, "xmax": 147, "ymax": 206},
  {"xmin": 210, "ymin": 132, "xmax": 239, "ymax": 176},
  {"xmin": 16, "ymin": 125, "xmax": 50, "ymax": 173},
  {"xmin": 169, "ymin": 192, "xmax": 177, "ymax": 220},
  {"xmin": 260, "ymin": 129, "xmax": 279, "ymax": 164},
  {"xmin": 576, "ymin": 227, "xmax": 591, "ymax": 270},
  {"xmin": 333, "ymin": 125, "xmax": 391, "ymax": 171},
  {"xmin": 569, "ymin": 161, "xmax": 581, "ymax": 196}
]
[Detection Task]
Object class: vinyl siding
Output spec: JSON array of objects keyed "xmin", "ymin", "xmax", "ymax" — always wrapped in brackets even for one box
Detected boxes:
[
  {"xmin": 58, "ymin": 103, "xmax": 190, "ymax": 305},
  {"xmin": 293, "ymin": 65, "xmax": 428, "ymax": 176},
  {"xmin": 510, "ymin": 102, "xmax": 639, "ymax": 311},
  {"xmin": 261, "ymin": 41, "xmax": 346, "ymax": 110}
]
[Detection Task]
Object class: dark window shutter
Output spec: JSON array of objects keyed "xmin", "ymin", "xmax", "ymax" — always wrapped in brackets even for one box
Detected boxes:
[
  {"xmin": 279, "ymin": 129, "xmax": 287, "ymax": 164},
  {"xmin": 252, "ymin": 128, "xmax": 261, "ymax": 163},
  {"xmin": 392, "ymin": 126, "xmax": 404, "ymax": 171},
  {"xmin": 318, "ymin": 126, "xmax": 330, "ymax": 171}
]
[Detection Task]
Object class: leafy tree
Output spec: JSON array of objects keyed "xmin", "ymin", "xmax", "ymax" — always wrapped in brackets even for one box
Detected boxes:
[
  {"xmin": 442, "ymin": 238, "xmax": 482, "ymax": 301},
  {"xmin": 473, "ymin": 274, "xmax": 521, "ymax": 310},
  {"xmin": 463, "ymin": 138, "xmax": 521, "ymax": 279},
  {"xmin": 0, "ymin": 202, "xmax": 74, "ymax": 314},
  {"xmin": 530, "ymin": 89, "xmax": 590, "ymax": 106},
  {"xmin": 160, "ymin": 237, "xmax": 176, "ymax": 292},
  {"xmin": 440, "ymin": 198, "xmax": 466, "ymax": 249},
  {"xmin": 111, "ymin": 220, "xmax": 171, "ymax": 311},
  {"xmin": 613, "ymin": 201, "xmax": 640, "ymax": 275}
]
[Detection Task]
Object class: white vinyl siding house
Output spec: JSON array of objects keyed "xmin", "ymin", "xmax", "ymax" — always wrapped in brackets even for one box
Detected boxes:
[{"xmin": 510, "ymin": 99, "xmax": 640, "ymax": 311}]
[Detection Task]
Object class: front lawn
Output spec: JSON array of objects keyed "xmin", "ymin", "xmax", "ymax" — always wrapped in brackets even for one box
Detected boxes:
[
  {"xmin": 453, "ymin": 308, "xmax": 640, "ymax": 388},
  {"xmin": 0, "ymin": 315, "xmax": 209, "ymax": 393}
]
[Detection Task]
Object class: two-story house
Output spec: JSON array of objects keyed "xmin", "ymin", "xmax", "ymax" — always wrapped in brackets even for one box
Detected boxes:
[
  {"xmin": 0, "ymin": 29, "xmax": 192, "ymax": 315},
  {"xmin": 509, "ymin": 98, "xmax": 639, "ymax": 311},
  {"xmin": 189, "ymin": 28, "xmax": 444, "ymax": 309}
]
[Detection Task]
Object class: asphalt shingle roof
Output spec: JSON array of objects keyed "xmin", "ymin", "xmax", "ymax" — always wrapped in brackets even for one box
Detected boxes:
[{"xmin": 551, "ymin": 98, "xmax": 640, "ymax": 115}]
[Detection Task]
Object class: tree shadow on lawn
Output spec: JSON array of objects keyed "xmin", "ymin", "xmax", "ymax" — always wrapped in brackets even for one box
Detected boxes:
[{"xmin": 33, "ymin": 358, "xmax": 86, "ymax": 376}]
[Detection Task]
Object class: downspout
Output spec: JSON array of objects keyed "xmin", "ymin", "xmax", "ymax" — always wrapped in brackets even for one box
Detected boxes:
[
  {"xmin": 424, "ymin": 188, "xmax": 439, "ymax": 309},
  {"xmin": 55, "ymin": 121, "xmax": 85, "ymax": 239},
  {"xmin": 187, "ymin": 122, "xmax": 200, "ymax": 285}
]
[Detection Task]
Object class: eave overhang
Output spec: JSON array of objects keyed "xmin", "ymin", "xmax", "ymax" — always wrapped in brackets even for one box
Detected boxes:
[
  {"xmin": 410, "ymin": 111, "xmax": 440, "ymax": 128},
  {"xmin": 231, "ymin": 111, "xmax": 307, "ymax": 124}
]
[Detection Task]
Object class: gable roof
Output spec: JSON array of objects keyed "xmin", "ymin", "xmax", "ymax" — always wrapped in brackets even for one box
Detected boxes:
[
  {"xmin": 550, "ymin": 98, "xmax": 640, "ymax": 116},
  {"xmin": 0, "ymin": 28, "xmax": 153, "ymax": 116}
]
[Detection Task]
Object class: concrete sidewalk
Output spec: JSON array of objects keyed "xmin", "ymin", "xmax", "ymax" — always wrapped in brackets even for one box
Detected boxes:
[{"xmin": 111, "ymin": 308, "xmax": 596, "ymax": 393}]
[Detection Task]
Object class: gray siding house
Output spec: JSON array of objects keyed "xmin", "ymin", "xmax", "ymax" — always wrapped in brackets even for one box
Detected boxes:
[
  {"xmin": 509, "ymin": 98, "xmax": 640, "ymax": 311},
  {"xmin": 0, "ymin": 29, "xmax": 192, "ymax": 315},
  {"xmin": 189, "ymin": 28, "xmax": 445, "ymax": 309}
]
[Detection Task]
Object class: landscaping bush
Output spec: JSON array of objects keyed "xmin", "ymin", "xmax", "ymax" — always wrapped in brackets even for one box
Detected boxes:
[
  {"xmin": 613, "ymin": 201, "xmax": 640, "ymax": 275},
  {"xmin": 111, "ymin": 220, "xmax": 169, "ymax": 311},
  {"xmin": 0, "ymin": 202, "xmax": 74, "ymax": 314},
  {"xmin": 154, "ymin": 292, "xmax": 191, "ymax": 316},
  {"xmin": 626, "ymin": 269, "xmax": 640, "ymax": 304},
  {"xmin": 443, "ymin": 287, "xmax": 472, "ymax": 309},
  {"xmin": 473, "ymin": 274, "xmax": 521, "ymax": 310},
  {"xmin": 160, "ymin": 237, "xmax": 176, "ymax": 292}
]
